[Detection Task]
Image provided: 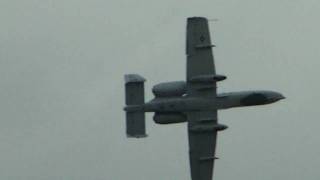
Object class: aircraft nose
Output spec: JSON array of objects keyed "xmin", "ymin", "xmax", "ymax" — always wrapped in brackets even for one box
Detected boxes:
[
  {"xmin": 278, "ymin": 94, "xmax": 285, "ymax": 100},
  {"xmin": 269, "ymin": 92, "xmax": 285, "ymax": 102}
]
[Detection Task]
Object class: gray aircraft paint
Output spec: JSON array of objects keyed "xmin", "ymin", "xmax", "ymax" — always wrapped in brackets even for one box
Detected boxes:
[
  {"xmin": 0, "ymin": 1, "xmax": 318, "ymax": 180},
  {"xmin": 124, "ymin": 17, "xmax": 284, "ymax": 180}
]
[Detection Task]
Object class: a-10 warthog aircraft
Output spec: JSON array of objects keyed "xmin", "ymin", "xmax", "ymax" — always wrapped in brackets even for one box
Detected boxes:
[{"xmin": 124, "ymin": 17, "xmax": 285, "ymax": 180}]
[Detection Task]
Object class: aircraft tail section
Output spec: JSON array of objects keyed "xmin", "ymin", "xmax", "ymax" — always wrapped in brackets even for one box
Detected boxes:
[{"xmin": 124, "ymin": 74, "xmax": 147, "ymax": 138}]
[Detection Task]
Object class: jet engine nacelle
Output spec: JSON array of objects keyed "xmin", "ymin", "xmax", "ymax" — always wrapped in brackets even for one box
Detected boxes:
[
  {"xmin": 152, "ymin": 81, "xmax": 187, "ymax": 97},
  {"xmin": 153, "ymin": 112, "xmax": 187, "ymax": 124}
]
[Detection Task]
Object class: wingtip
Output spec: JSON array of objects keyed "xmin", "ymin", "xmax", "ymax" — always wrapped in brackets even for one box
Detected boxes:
[
  {"xmin": 187, "ymin": 17, "xmax": 208, "ymax": 21},
  {"xmin": 126, "ymin": 134, "xmax": 148, "ymax": 138}
]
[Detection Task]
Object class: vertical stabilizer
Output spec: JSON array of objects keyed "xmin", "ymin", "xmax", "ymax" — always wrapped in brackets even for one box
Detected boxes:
[{"xmin": 124, "ymin": 74, "xmax": 147, "ymax": 138}]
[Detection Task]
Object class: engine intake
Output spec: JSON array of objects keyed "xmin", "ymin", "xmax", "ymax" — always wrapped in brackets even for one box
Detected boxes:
[{"xmin": 152, "ymin": 81, "xmax": 187, "ymax": 97}]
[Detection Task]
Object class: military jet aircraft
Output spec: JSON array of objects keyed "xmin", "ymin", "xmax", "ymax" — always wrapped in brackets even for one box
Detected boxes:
[{"xmin": 124, "ymin": 17, "xmax": 285, "ymax": 180}]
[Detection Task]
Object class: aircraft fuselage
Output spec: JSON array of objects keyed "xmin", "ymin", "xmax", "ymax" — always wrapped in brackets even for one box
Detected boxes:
[{"xmin": 125, "ymin": 90, "xmax": 284, "ymax": 113}]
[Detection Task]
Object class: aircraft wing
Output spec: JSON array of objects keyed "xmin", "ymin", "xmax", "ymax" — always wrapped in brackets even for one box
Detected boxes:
[
  {"xmin": 186, "ymin": 17, "xmax": 217, "ymax": 97},
  {"xmin": 186, "ymin": 17, "xmax": 220, "ymax": 180},
  {"xmin": 187, "ymin": 111, "xmax": 218, "ymax": 180}
]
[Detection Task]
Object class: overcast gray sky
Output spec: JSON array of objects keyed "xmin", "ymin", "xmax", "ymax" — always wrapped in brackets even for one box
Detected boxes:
[{"xmin": 0, "ymin": 0, "xmax": 319, "ymax": 179}]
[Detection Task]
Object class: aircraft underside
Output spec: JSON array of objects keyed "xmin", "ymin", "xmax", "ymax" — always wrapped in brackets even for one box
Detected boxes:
[{"xmin": 123, "ymin": 17, "xmax": 284, "ymax": 180}]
